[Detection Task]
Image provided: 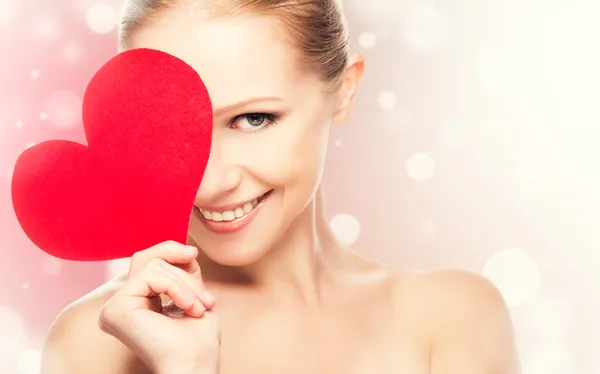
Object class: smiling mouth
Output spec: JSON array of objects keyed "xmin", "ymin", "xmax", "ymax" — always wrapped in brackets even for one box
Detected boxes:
[{"xmin": 196, "ymin": 190, "xmax": 272, "ymax": 223}]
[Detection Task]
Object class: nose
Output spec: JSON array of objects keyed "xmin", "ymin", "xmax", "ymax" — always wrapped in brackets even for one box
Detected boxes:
[{"xmin": 195, "ymin": 139, "xmax": 243, "ymax": 203}]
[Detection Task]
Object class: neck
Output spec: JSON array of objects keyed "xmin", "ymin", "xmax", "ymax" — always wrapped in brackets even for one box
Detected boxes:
[{"xmin": 197, "ymin": 186, "xmax": 351, "ymax": 308}]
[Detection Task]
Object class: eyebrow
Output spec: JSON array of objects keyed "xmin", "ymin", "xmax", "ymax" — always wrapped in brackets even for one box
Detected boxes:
[{"xmin": 213, "ymin": 97, "xmax": 284, "ymax": 116}]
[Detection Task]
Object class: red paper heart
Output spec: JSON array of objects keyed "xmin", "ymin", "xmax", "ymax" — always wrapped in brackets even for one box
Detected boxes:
[{"xmin": 11, "ymin": 48, "xmax": 213, "ymax": 261}]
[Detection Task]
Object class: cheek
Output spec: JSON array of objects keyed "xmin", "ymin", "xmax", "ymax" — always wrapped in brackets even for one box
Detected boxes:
[{"xmin": 267, "ymin": 118, "xmax": 329, "ymax": 187}]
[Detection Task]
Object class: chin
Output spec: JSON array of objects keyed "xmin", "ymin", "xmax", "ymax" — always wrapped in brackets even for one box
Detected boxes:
[
  {"xmin": 201, "ymin": 242, "xmax": 272, "ymax": 267},
  {"xmin": 187, "ymin": 188, "xmax": 311, "ymax": 267}
]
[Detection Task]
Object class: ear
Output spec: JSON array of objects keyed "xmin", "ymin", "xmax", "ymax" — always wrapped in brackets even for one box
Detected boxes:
[{"xmin": 332, "ymin": 53, "xmax": 365, "ymax": 125}]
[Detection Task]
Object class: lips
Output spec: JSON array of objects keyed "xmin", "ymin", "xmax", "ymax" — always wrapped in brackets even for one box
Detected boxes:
[
  {"xmin": 194, "ymin": 190, "xmax": 273, "ymax": 234},
  {"xmin": 196, "ymin": 190, "xmax": 272, "ymax": 222}
]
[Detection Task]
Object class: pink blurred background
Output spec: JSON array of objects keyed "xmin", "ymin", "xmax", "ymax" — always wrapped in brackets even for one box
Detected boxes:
[{"xmin": 1, "ymin": 0, "xmax": 599, "ymax": 373}]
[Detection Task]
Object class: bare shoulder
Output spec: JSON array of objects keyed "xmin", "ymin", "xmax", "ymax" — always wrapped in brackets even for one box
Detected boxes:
[
  {"xmin": 42, "ymin": 275, "xmax": 149, "ymax": 374},
  {"xmin": 390, "ymin": 268, "xmax": 520, "ymax": 373},
  {"xmin": 409, "ymin": 268, "xmax": 509, "ymax": 315}
]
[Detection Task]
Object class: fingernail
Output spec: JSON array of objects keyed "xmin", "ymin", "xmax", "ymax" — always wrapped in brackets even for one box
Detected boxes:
[
  {"xmin": 184, "ymin": 246, "xmax": 197, "ymax": 254},
  {"xmin": 204, "ymin": 290, "xmax": 215, "ymax": 303},
  {"xmin": 194, "ymin": 299, "xmax": 206, "ymax": 311}
]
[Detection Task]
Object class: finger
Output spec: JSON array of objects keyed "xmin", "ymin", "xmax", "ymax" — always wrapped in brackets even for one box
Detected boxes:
[
  {"xmin": 129, "ymin": 241, "xmax": 200, "ymax": 276},
  {"xmin": 148, "ymin": 258, "xmax": 212, "ymax": 307},
  {"xmin": 121, "ymin": 263, "xmax": 206, "ymax": 318},
  {"xmin": 161, "ymin": 261, "xmax": 214, "ymax": 309},
  {"xmin": 146, "ymin": 260, "xmax": 209, "ymax": 317}
]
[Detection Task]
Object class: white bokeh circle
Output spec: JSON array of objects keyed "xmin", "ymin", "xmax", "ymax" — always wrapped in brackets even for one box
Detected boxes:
[
  {"xmin": 358, "ymin": 32, "xmax": 377, "ymax": 49},
  {"xmin": 63, "ymin": 43, "xmax": 81, "ymax": 61},
  {"xmin": 406, "ymin": 153, "xmax": 435, "ymax": 181},
  {"xmin": 87, "ymin": 4, "xmax": 117, "ymax": 34},
  {"xmin": 482, "ymin": 248, "xmax": 541, "ymax": 307},
  {"xmin": 330, "ymin": 213, "xmax": 361, "ymax": 245},
  {"xmin": 378, "ymin": 91, "xmax": 397, "ymax": 110},
  {"xmin": 31, "ymin": 14, "xmax": 60, "ymax": 41},
  {"xmin": 0, "ymin": 306, "xmax": 26, "ymax": 354},
  {"xmin": 17, "ymin": 348, "xmax": 41, "ymax": 374},
  {"xmin": 44, "ymin": 90, "xmax": 82, "ymax": 129}
]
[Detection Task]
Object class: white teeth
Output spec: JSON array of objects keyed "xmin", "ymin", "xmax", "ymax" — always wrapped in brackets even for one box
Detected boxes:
[
  {"xmin": 222, "ymin": 211, "xmax": 235, "ymax": 221},
  {"xmin": 234, "ymin": 207, "xmax": 244, "ymax": 218},
  {"xmin": 199, "ymin": 193, "xmax": 268, "ymax": 222}
]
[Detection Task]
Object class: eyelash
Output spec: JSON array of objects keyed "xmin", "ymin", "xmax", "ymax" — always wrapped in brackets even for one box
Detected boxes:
[{"xmin": 228, "ymin": 113, "xmax": 279, "ymax": 133}]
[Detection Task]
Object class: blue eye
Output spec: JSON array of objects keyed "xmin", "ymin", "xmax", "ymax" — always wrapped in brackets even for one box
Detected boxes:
[
  {"xmin": 245, "ymin": 114, "xmax": 267, "ymax": 127},
  {"xmin": 230, "ymin": 113, "xmax": 279, "ymax": 132}
]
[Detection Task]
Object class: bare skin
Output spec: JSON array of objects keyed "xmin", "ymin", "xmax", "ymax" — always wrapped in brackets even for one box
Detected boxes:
[
  {"xmin": 41, "ymin": 4, "xmax": 520, "ymax": 374},
  {"xmin": 42, "ymin": 248, "xmax": 518, "ymax": 374}
]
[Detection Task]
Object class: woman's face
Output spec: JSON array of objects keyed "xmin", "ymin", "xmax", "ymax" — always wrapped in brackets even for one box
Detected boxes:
[{"xmin": 128, "ymin": 7, "xmax": 358, "ymax": 266}]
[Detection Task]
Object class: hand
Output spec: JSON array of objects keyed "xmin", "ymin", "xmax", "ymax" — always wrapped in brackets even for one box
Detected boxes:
[{"xmin": 98, "ymin": 241, "xmax": 220, "ymax": 374}]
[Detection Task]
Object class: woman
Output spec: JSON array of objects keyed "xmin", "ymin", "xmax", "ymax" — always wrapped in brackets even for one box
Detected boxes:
[{"xmin": 42, "ymin": 0, "xmax": 520, "ymax": 373}]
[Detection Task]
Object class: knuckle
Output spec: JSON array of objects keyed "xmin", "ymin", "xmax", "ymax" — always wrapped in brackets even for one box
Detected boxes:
[
  {"xmin": 98, "ymin": 303, "xmax": 118, "ymax": 327},
  {"xmin": 97, "ymin": 314, "xmax": 112, "ymax": 333},
  {"xmin": 161, "ymin": 240, "xmax": 180, "ymax": 252},
  {"xmin": 130, "ymin": 250, "xmax": 146, "ymax": 265}
]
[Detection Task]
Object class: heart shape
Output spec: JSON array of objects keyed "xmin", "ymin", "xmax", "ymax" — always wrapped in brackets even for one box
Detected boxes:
[{"xmin": 11, "ymin": 48, "xmax": 213, "ymax": 261}]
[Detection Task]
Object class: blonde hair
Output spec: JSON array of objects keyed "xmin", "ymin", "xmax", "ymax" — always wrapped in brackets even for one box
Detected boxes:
[{"xmin": 118, "ymin": 0, "xmax": 348, "ymax": 90}]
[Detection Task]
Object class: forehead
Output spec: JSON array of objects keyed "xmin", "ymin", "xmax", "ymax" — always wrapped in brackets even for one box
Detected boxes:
[{"xmin": 128, "ymin": 7, "xmax": 308, "ymax": 106}]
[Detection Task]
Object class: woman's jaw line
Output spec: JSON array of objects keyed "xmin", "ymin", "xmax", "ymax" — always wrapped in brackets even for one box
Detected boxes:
[{"xmin": 196, "ymin": 191, "xmax": 352, "ymax": 309}]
